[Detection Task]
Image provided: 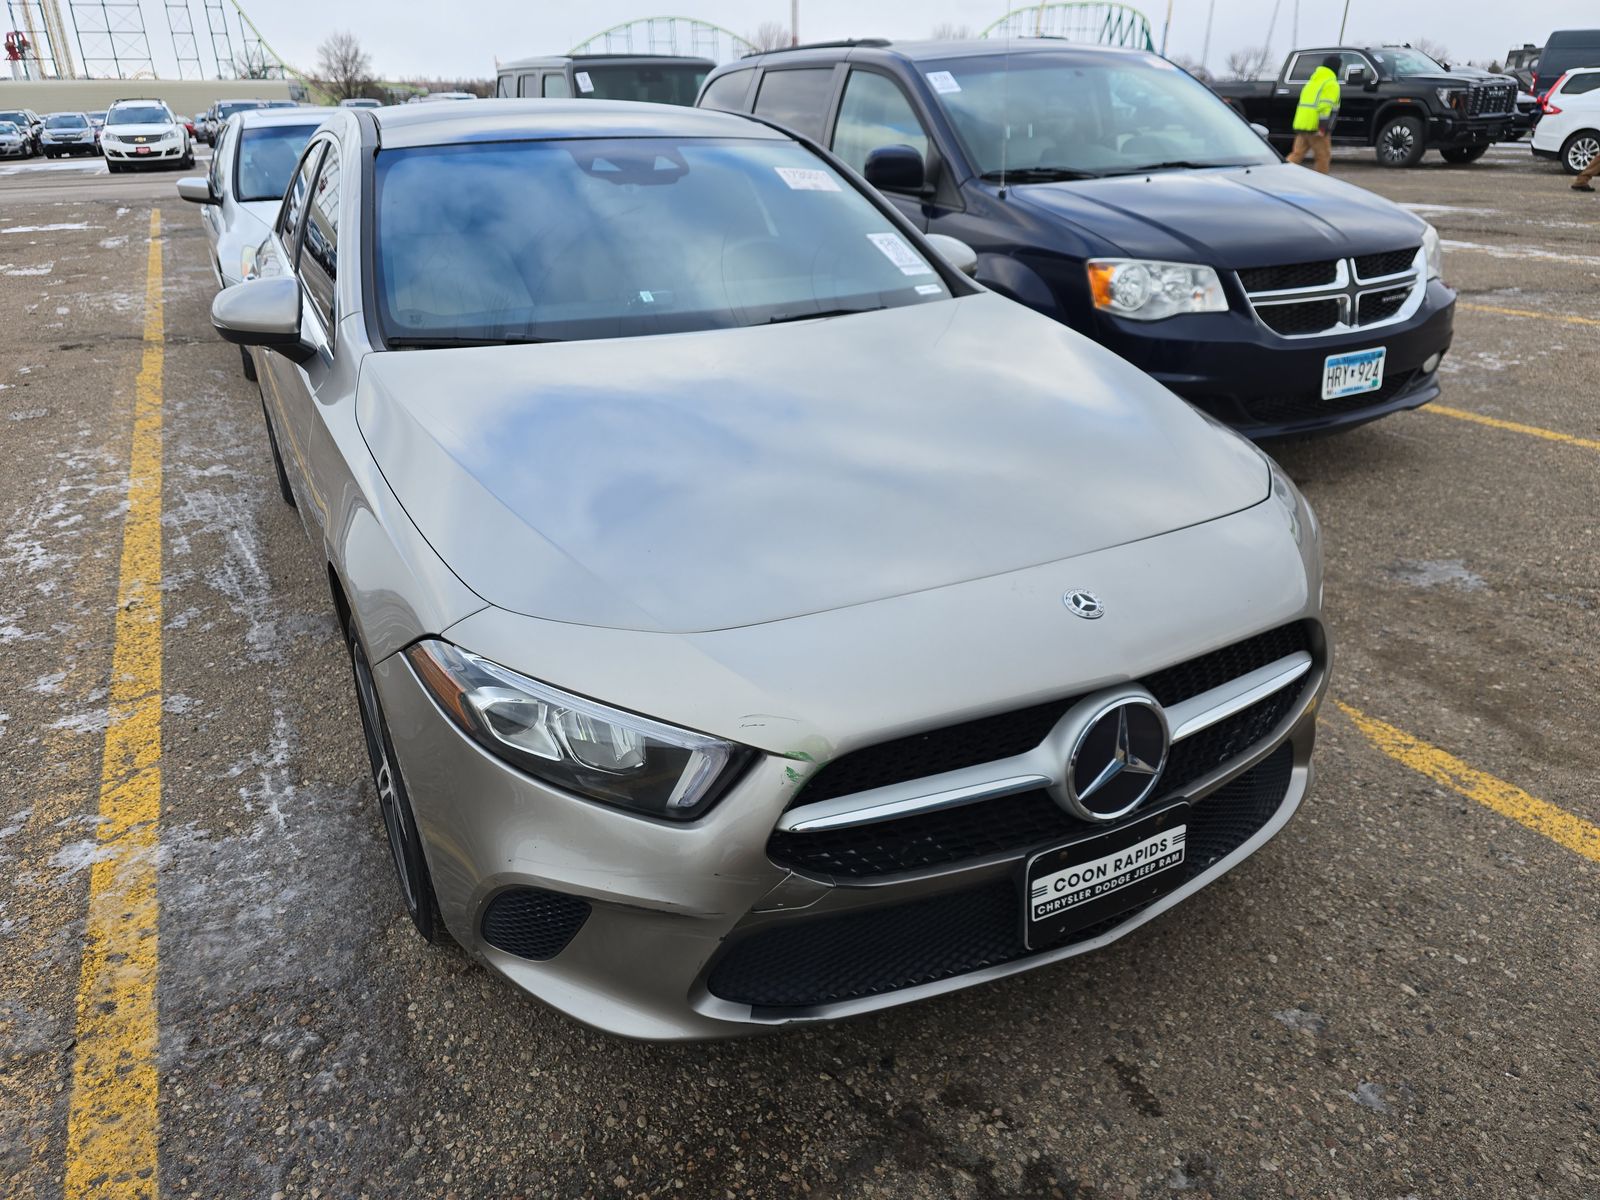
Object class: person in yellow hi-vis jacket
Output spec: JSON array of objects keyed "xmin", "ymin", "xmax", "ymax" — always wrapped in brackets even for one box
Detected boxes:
[{"xmin": 1288, "ymin": 55, "xmax": 1342, "ymax": 173}]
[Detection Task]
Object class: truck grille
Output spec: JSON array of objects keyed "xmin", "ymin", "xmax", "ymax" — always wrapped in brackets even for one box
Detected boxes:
[
  {"xmin": 769, "ymin": 623, "xmax": 1313, "ymax": 879},
  {"xmin": 715, "ymin": 745, "xmax": 1295, "ymax": 1010},
  {"xmin": 1241, "ymin": 249, "xmax": 1422, "ymax": 338},
  {"xmin": 1466, "ymin": 83, "xmax": 1516, "ymax": 117}
]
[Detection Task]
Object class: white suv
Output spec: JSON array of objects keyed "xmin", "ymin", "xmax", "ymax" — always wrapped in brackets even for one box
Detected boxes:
[
  {"xmin": 101, "ymin": 98, "xmax": 193, "ymax": 172},
  {"xmin": 1532, "ymin": 67, "xmax": 1600, "ymax": 174}
]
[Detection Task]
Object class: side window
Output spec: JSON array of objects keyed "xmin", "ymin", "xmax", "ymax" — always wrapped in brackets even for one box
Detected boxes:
[
  {"xmin": 1339, "ymin": 53, "xmax": 1373, "ymax": 80},
  {"xmin": 699, "ymin": 68, "xmax": 754, "ymax": 112},
  {"xmin": 542, "ymin": 72, "xmax": 572, "ymax": 98},
  {"xmin": 831, "ymin": 70, "xmax": 930, "ymax": 175},
  {"xmin": 208, "ymin": 122, "xmax": 230, "ymax": 197},
  {"xmin": 751, "ymin": 67, "xmax": 835, "ymax": 140},
  {"xmin": 1563, "ymin": 73, "xmax": 1600, "ymax": 96},
  {"xmin": 1285, "ymin": 54, "xmax": 1314, "ymax": 82},
  {"xmin": 276, "ymin": 142, "xmax": 323, "ymax": 264},
  {"xmin": 300, "ymin": 141, "xmax": 340, "ymax": 333},
  {"xmin": 496, "ymin": 75, "xmax": 512, "ymax": 98},
  {"xmin": 517, "ymin": 73, "xmax": 537, "ymax": 98}
]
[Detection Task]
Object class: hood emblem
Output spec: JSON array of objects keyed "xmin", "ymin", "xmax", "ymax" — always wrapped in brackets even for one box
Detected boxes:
[{"xmin": 1063, "ymin": 589, "xmax": 1104, "ymax": 620}]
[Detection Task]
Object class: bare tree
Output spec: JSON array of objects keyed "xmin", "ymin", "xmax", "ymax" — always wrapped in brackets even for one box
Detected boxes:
[
  {"xmin": 1223, "ymin": 45, "xmax": 1275, "ymax": 81},
  {"xmin": 316, "ymin": 30, "xmax": 373, "ymax": 102},
  {"xmin": 1412, "ymin": 37, "xmax": 1450, "ymax": 65},
  {"xmin": 930, "ymin": 22, "xmax": 975, "ymax": 39},
  {"xmin": 232, "ymin": 44, "xmax": 278, "ymax": 80},
  {"xmin": 1169, "ymin": 53, "xmax": 1211, "ymax": 82},
  {"xmin": 746, "ymin": 21, "xmax": 791, "ymax": 51}
]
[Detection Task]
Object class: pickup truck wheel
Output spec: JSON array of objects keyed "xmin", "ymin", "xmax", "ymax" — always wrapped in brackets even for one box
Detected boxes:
[
  {"xmin": 1440, "ymin": 145, "xmax": 1487, "ymax": 164},
  {"xmin": 1561, "ymin": 132, "xmax": 1600, "ymax": 175},
  {"xmin": 1376, "ymin": 116, "xmax": 1426, "ymax": 168}
]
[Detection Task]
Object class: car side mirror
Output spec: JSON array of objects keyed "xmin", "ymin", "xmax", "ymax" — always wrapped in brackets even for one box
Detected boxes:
[
  {"xmin": 924, "ymin": 233, "xmax": 978, "ymax": 278},
  {"xmin": 176, "ymin": 176, "xmax": 216, "ymax": 205},
  {"xmin": 212, "ymin": 277, "xmax": 313, "ymax": 362},
  {"xmin": 1250, "ymin": 122, "xmax": 1271, "ymax": 140},
  {"xmin": 863, "ymin": 144, "xmax": 925, "ymax": 194}
]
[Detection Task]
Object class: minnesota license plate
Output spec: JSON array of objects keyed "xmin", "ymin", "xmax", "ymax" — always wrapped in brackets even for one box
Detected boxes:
[
  {"xmin": 1023, "ymin": 803, "xmax": 1188, "ymax": 950},
  {"xmin": 1322, "ymin": 347, "xmax": 1386, "ymax": 400}
]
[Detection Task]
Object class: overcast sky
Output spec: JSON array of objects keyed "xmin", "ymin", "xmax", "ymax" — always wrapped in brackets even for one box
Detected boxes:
[{"xmin": 106, "ymin": 1, "xmax": 1599, "ymax": 81}]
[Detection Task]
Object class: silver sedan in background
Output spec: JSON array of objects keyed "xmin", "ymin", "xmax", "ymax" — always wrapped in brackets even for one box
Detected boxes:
[{"xmin": 212, "ymin": 100, "xmax": 1328, "ymax": 1039}]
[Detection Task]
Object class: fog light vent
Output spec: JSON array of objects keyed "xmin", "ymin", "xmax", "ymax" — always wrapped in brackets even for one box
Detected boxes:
[{"xmin": 482, "ymin": 887, "xmax": 591, "ymax": 961}]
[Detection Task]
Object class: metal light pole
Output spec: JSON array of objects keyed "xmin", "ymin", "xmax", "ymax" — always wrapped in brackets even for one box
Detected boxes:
[
  {"xmin": 1338, "ymin": 0, "xmax": 1351, "ymax": 42},
  {"xmin": 790, "ymin": 0, "xmax": 798, "ymax": 45},
  {"xmin": 1201, "ymin": 0, "xmax": 1216, "ymax": 70}
]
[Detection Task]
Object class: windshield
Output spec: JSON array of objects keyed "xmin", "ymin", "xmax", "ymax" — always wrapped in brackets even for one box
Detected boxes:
[
  {"xmin": 89, "ymin": 112, "xmax": 106, "ymax": 123},
  {"xmin": 0, "ymin": 111, "xmax": 29, "ymax": 126},
  {"xmin": 107, "ymin": 104, "xmax": 171, "ymax": 127},
  {"xmin": 926, "ymin": 53, "xmax": 1276, "ymax": 177},
  {"xmin": 236, "ymin": 123, "xmax": 318, "ymax": 202},
  {"xmin": 219, "ymin": 101, "xmax": 271, "ymax": 119},
  {"xmin": 46, "ymin": 114, "xmax": 88, "ymax": 129},
  {"xmin": 579, "ymin": 65, "xmax": 708, "ymax": 105},
  {"xmin": 0, "ymin": 122, "xmax": 18, "ymax": 135},
  {"xmin": 373, "ymin": 136, "xmax": 947, "ymax": 345},
  {"xmin": 1372, "ymin": 48, "xmax": 1447, "ymax": 76}
]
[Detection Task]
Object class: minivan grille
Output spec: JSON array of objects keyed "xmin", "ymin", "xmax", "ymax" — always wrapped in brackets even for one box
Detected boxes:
[{"xmin": 1241, "ymin": 250, "xmax": 1420, "ymax": 337}]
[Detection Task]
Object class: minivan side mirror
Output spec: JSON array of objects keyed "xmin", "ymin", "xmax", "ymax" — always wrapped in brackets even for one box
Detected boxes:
[
  {"xmin": 176, "ymin": 176, "xmax": 216, "ymax": 205},
  {"xmin": 211, "ymin": 276, "xmax": 313, "ymax": 362},
  {"xmin": 924, "ymin": 233, "xmax": 978, "ymax": 278},
  {"xmin": 863, "ymin": 144, "xmax": 925, "ymax": 194}
]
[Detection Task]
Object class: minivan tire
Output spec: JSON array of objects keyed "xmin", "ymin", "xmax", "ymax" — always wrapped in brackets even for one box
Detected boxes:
[{"xmin": 1376, "ymin": 116, "xmax": 1427, "ymax": 168}]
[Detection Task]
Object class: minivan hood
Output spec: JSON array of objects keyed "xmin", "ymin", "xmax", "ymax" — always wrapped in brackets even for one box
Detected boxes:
[
  {"xmin": 357, "ymin": 294, "xmax": 1268, "ymax": 634},
  {"xmin": 1011, "ymin": 163, "xmax": 1429, "ymax": 267}
]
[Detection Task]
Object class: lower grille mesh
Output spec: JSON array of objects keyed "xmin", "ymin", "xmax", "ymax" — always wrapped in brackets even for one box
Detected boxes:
[
  {"xmin": 713, "ymin": 745, "xmax": 1295, "ymax": 1009},
  {"xmin": 1239, "ymin": 369, "xmax": 1421, "ymax": 428},
  {"xmin": 481, "ymin": 887, "xmax": 591, "ymax": 961}
]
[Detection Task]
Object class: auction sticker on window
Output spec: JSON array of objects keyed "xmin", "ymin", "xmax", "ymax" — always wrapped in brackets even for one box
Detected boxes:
[
  {"xmin": 926, "ymin": 70, "xmax": 962, "ymax": 93},
  {"xmin": 867, "ymin": 232, "xmax": 933, "ymax": 276},
  {"xmin": 1024, "ymin": 803, "xmax": 1188, "ymax": 949},
  {"xmin": 775, "ymin": 166, "xmax": 841, "ymax": 191},
  {"xmin": 575, "ymin": 71, "xmax": 595, "ymax": 93}
]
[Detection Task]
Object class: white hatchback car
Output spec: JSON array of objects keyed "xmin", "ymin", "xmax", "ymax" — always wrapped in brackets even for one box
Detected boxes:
[{"xmin": 1532, "ymin": 67, "xmax": 1600, "ymax": 174}]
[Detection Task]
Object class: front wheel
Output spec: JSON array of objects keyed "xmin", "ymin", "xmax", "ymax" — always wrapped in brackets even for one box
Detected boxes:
[
  {"xmin": 1561, "ymin": 131, "xmax": 1600, "ymax": 175},
  {"xmin": 1440, "ymin": 145, "xmax": 1488, "ymax": 164},
  {"xmin": 347, "ymin": 613, "xmax": 442, "ymax": 943},
  {"xmin": 1375, "ymin": 116, "xmax": 1427, "ymax": 168}
]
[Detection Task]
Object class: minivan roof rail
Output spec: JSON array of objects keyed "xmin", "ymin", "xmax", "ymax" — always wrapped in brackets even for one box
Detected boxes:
[{"xmin": 745, "ymin": 38, "xmax": 892, "ymax": 59}]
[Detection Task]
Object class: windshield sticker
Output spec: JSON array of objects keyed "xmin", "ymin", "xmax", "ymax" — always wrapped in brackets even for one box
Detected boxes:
[
  {"xmin": 915, "ymin": 283, "xmax": 944, "ymax": 295},
  {"xmin": 867, "ymin": 232, "xmax": 934, "ymax": 276},
  {"xmin": 926, "ymin": 70, "xmax": 962, "ymax": 93},
  {"xmin": 775, "ymin": 166, "xmax": 841, "ymax": 191},
  {"xmin": 575, "ymin": 71, "xmax": 595, "ymax": 93},
  {"xmin": 639, "ymin": 290, "xmax": 655, "ymax": 303}
]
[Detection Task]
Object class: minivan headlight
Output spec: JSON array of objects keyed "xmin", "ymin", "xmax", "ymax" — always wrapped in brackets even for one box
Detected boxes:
[
  {"xmin": 1421, "ymin": 222, "xmax": 1443, "ymax": 280},
  {"xmin": 405, "ymin": 639, "xmax": 752, "ymax": 820},
  {"xmin": 1087, "ymin": 259, "xmax": 1228, "ymax": 320}
]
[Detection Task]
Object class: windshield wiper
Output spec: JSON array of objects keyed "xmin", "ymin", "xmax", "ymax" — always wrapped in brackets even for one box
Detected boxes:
[
  {"xmin": 1099, "ymin": 160, "xmax": 1235, "ymax": 176},
  {"xmin": 387, "ymin": 334, "xmax": 558, "ymax": 349},
  {"xmin": 766, "ymin": 306, "xmax": 886, "ymax": 325},
  {"xmin": 980, "ymin": 166, "xmax": 1101, "ymax": 182}
]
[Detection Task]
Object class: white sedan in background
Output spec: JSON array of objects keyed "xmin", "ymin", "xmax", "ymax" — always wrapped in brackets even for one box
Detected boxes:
[
  {"xmin": 1532, "ymin": 67, "xmax": 1600, "ymax": 174},
  {"xmin": 177, "ymin": 106, "xmax": 324, "ymax": 376}
]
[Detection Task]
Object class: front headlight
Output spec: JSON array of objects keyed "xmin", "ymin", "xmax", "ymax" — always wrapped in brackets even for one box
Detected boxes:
[
  {"xmin": 1421, "ymin": 221, "xmax": 1443, "ymax": 280},
  {"xmin": 405, "ymin": 639, "xmax": 752, "ymax": 820},
  {"xmin": 239, "ymin": 244, "xmax": 258, "ymax": 281},
  {"xmin": 1435, "ymin": 87, "xmax": 1466, "ymax": 109},
  {"xmin": 1086, "ymin": 259, "xmax": 1228, "ymax": 321}
]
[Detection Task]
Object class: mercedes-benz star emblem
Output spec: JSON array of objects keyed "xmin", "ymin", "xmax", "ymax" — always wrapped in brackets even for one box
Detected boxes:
[
  {"xmin": 1063, "ymin": 589, "xmax": 1104, "ymax": 620},
  {"xmin": 1064, "ymin": 696, "xmax": 1168, "ymax": 822}
]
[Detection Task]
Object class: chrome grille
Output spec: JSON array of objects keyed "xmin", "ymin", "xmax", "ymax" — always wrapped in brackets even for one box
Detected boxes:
[
  {"xmin": 1466, "ymin": 83, "xmax": 1516, "ymax": 117},
  {"xmin": 1241, "ymin": 249, "xmax": 1422, "ymax": 339}
]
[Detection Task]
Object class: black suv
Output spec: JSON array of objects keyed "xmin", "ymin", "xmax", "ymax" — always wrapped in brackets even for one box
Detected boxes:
[{"xmin": 698, "ymin": 39, "xmax": 1457, "ymax": 438}]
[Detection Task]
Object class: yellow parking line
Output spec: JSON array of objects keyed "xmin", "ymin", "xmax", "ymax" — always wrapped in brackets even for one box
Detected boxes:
[
  {"xmin": 1427, "ymin": 404, "xmax": 1600, "ymax": 453},
  {"xmin": 63, "ymin": 209, "xmax": 164, "ymax": 1199},
  {"xmin": 1338, "ymin": 701, "xmax": 1600, "ymax": 864},
  {"xmin": 1458, "ymin": 301, "xmax": 1600, "ymax": 329}
]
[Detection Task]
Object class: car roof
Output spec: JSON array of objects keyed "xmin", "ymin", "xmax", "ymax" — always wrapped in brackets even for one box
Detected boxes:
[
  {"xmin": 733, "ymin": 38, "xmax": 1152, "ymax": 66},
  {"xmin": 371, "ymin": 98, "xmax": 782, "ymax": 149},
  {"xmin": 227, "ymin": 107, "xmax": 329, "ymax": 129}
]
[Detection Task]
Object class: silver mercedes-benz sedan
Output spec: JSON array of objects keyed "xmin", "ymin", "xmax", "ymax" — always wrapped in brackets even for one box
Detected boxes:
[{"xmin": 213, "ymin": 100, "xmax": 1328, "ymax": 1040}]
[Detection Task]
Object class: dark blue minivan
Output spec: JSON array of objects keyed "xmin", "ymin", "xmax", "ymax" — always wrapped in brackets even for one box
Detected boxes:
[{"xmin": 698, "ymin": 39, "xmax": 1456, "ymax": 437}]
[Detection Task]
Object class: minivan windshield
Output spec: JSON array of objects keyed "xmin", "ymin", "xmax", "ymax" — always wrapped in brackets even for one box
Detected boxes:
[
  {"xmin": 580, "ymin": 65, "xmax": 708, "ymax": 105},
  {"xmin": 218, "ymin": 100, "xmax": 271, "ymax": 120},
  {"xmin": 236, "ymin": 123, "xmax": 319, "ymax": 202},
  {"xmin": 373, "ymin": 136, "xmax": 947, "ymax": 345},
  {"xmin": 107, "ymin": 104, "xmax": 171, "ymax": 127},
  {"xmin": 925, "ymin": 53, "xmax": 1277, "ymax": 178},
  {"xmin": 46, "ymin": 113, "xmax": 88, "ymax": 129}
]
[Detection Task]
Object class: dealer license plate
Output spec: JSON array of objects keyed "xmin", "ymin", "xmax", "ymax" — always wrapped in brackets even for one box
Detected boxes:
[
  {"xmin": 1024, "ymin": 803, "xmax": 1188, "ymax": 950},
  {"xmin": 1321, "ymin": 347, "xmax": 1386, "ymax": 400},
  {"xmin": 135, "ymin": 146, "xmax": 151, "ymax": 155}
]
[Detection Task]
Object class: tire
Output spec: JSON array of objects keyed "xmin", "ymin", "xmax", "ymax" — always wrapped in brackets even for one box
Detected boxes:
[
  {"xmin": 1375, "ymin": 115, "xmax": 1427, "ymax": 168},
  {"xmin": 1440, "ymin": 145, "xmax": 1487, "ymax": 164},
  {"xmin": 1561, "ymin": 131, "xmax": 1600, "ymax": 175},
  {"xmin": 106, "ymin": 161, "xmax": 123, "ymax": 174},
  {"xmin": 178, "ymin": 152, "xmax": 194, "ymax": 169},
  {"xmin": 346, "ymin": 612, "xmax": 442, "ymax": 943},
  {"xmin": 260, "ymin": 399, "xmax": 295, "ymax": 506},
  {"xmin": 240, "ymin": 343, "xmax": 258, "ymax": 383}
]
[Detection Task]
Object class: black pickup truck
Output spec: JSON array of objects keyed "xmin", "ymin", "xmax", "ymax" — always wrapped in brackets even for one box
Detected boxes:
[{"xmin": 1213, "ymin": 45, "xmax": 1519, "ymax": 166}]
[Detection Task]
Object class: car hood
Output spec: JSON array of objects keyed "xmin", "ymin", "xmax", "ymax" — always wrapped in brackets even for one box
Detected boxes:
[
  {"xmin": 105, "ymin": 122, "xmax": 177, "ymax": 138},
  {"xmin": 1010, "ymin": 163, "xmax": 1429, "ymax": 267},
  {"xmin": 356, "ymin": 293, "xmax": 1268, "ymax": 634}
]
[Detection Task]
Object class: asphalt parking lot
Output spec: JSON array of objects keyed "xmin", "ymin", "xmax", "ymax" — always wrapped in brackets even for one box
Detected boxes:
[{"xmin": 1, "ymin": 141, "xmax": 1598, "ymax": 1199}]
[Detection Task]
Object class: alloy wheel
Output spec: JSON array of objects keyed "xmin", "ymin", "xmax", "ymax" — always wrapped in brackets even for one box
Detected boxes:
[
  {"xmin": 350, "ymin": 633, "xmax": 424, "ymax": 920},
  {"xmin": 1381, "ymin": 125, "xmax": 1415, "ymax": 164},
  {"xmin": 1570, "ymin": 136, "xmax": 1599, "ymax": 173}
]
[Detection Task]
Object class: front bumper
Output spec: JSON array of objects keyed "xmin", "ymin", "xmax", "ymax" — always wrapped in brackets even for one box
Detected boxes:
[
  {"xmin": 371, "ymin": 499, "xmax": 1325, "ymax": 1039},
  {"xmin": 1095, "ymin": 279, "xmax": 1455, "ymax": 439},
  {"xmin": 1430, "ymin": 115, "xmax": 1515, "ymax": 147},
  {"xmin": 102, "ymin": 141, "xmax": 184, "ymax": 163},
  {"xmin": 42, "ymin": 139, "xmax": 96, "ymax": 155}
]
